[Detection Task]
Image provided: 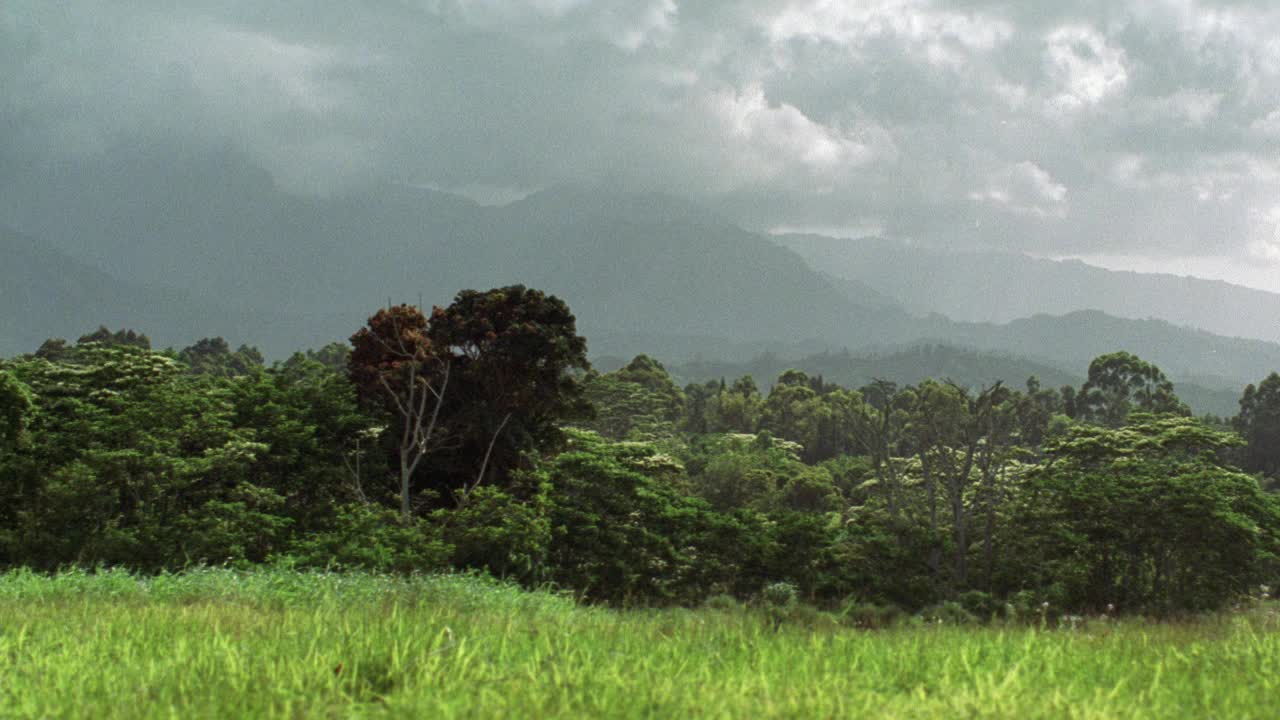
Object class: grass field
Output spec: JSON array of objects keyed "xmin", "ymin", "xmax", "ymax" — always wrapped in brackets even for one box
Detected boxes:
[{"xmin": 0, "ymin": 569, "xmax": 1277, "ymax": 718}]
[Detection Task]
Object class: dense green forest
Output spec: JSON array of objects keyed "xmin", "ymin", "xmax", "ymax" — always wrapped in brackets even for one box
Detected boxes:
[{"xmin": 2, "ymin": 286, "xmax": 1278, "ymax": 617}]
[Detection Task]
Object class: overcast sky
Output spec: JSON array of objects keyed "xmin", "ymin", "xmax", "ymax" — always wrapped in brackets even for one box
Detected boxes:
[{"xmin": 4, "ymin": 1, "xmax": 1280, "ymax": 291}]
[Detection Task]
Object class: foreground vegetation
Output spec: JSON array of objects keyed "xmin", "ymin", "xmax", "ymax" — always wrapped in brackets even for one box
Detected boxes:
[
  {"xmin": 1, "ymin": 568, "xmax": 1278, "ymax": 719},
  {"xmin": 2, "ymin": 286, "xmax": 1279, "ymax": 616}
]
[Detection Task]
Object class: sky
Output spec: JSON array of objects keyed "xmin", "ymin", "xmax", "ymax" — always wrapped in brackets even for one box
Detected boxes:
[{"xmin": 3, "ymin": 1, "xmax": 1280, "ymax": 291}]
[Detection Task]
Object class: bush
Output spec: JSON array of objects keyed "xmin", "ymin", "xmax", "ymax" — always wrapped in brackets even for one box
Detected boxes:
[
  {"xmin": 283, "ymin": 504, "xmax": 450, "ymax": 573},
  {"xmin": 958, "ymin": 591, "xmax": 1001, "ymax": 620},
  {"xmin": 761, "ymin": 581, "xmax": 799, "ymax": 610},
  {"xmin": 920, "ymin": 601, "xmax": 977, "ymax": 625},
  {"xmin": 443, "ymin": 484, "xmax": 551, "ymax": 582},
  {"xmin": 702, "ymin": 593, "xmax": 742, "ymax": 612},
  {"xmin": 839, "ymin": 601, "xmax": 904, "ymax": 630}
]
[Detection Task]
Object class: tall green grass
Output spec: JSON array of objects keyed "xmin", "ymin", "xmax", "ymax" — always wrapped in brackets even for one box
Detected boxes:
[{"xmin": 0, "ymin": 568, "xmax": 1277, "ymax": 718}]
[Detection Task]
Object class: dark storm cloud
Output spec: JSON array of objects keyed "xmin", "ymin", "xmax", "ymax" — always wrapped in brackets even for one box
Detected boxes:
[{"xmin": 2, "ymin": 1, "xmax": 1278, "ymax": 273}]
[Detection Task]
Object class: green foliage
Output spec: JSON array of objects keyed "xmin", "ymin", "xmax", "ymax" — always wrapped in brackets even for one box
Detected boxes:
[
  {"xmin": 1, "ymin": 344, "xmax": 276, "ymax": 567},
  {"xmin": 4, "ymin": 302, "xmax": 1279, "ymax": 619},
  {"xmin": 579, "ymin": 355, "xmax": 684, "ymax": 440},
  {"xmin": 443, "ymin": 484, "xmax": 552, "ymax": 581},
  {"xmin": 0, "ymin": 369, "xmax": 33, "ymax": 450},
  {"xmin": 693, "ymin": 375, "xmax": 763, "ymax": 434},
  {"xmin": 1235, "ymin": 372, "xmax": 1280, "ymax": 481},
  {"xmin": 1077, "ymin": 351, "xmax": 1189, "ymax": 427},
  {"xmin": 1008, "ymin": 415, "xmax": 1280, "ymax": 613},
  {"xmin": 687, "ymin": 432, "xmax": 831, "ymax": 512},
  {"xmin": 76, "ymin": 326, "xmax": 151, "ymax": 349},
  {"xmin": 283, "ymin": 504, "xmax": 450, "ymax": 573},
  {"xmin": 178, "ymin": 337, "xmax": 265, "ymax": 377},
  {"xmin": 4, "ymin": 569, "xmax": 1280, "ymax": 718},
  {"xmin": 541, "ymin": 430, "xmax": 730, "ymax": 605}
]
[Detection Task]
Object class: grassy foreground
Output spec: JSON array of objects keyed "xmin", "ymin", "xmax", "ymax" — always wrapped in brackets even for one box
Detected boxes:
[{"xmin": 0, "ymin": 569, "xmax": 1278, "ymax": 718}]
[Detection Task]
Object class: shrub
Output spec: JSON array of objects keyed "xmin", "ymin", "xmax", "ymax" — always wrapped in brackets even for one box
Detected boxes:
[
  {"xmin": 839, "ymin": 601, "xmax": 904, "ymax": 630},
  {"xmin": 958, "ymin": 591, "xmax": 1001, "ymax": 620},
  {"xmin": 283, "ymin": 504, "xmax": 450, "ymax": 573},
  {"xmin": 920, "ymin": 601, "xmax": 976, "ymax": 625}
]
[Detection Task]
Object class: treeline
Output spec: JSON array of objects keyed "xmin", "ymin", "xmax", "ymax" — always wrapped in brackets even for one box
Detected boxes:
[{"xmin": 1, "ymin": 286, "xmax": 1278, "ymax": 616}]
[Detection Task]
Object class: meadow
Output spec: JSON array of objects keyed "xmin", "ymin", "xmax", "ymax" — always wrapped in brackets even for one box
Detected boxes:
[{"xmin": 0, "ymin": 569, "xmax": 1277, "ymax": 718}]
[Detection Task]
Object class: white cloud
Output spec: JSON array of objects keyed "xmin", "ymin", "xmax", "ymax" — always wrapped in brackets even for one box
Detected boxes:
[
  {"xmin": 1145, "ymin": 89, "xmax": 1223, "ymax": 126},
  {"xmin": 1252, "ymin": 108, "xmax": 1280, "ymax": 135},
  {"xmin": 970, "ymin": 162, "xmax": 1068, "ymax": 218},
  {"xmin": 4, "ymin": 0, "xmax": 1280, "ymax": 273},
  {"xmin": 1045, "ymin": 25, "xmax": 1128, "ymax": 111},
  {"xmin": 765, "ymin": 0, "xmax": 1011, "ymax": 69},
  {"xmin": 707, "ymin": 83, "xmax": 880, "ymax": 188},
  {"xmin": 1248, "ymin": 206, "xmax": 1280, "ymax": 262}
]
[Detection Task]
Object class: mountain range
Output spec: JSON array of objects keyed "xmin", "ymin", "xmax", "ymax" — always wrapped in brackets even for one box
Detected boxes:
[
  {"xmin": 779, "ymin": 234, "xmax": 1280, "ymax": 346},
  {"xmin": 2, "ymin": 146, "xmax": 1277, "ymax": 416}
]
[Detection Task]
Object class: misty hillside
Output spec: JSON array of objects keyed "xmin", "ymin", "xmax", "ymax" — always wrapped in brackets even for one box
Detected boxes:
[
  {"xmin": 0, "ymin": 147, "xmax": 921, "ymax": 354},
  {"xmin": 779, "ymin": 234, "xmax": 1280, "ymax": 346},
  {"xmin": 2, "ymin": 149, "xmax": 1278, "ymax": 395},
  {"xmin": 933, "ymin": 310, "xmax": 1280, "ymax": 390},
  {"xmin": 0, "ymin": 225, "xmax": 298, "ymax": 356}
]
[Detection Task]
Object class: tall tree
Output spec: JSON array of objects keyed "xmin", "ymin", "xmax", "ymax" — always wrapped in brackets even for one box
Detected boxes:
[
  {"xmin": 349, "ymin": 304, "xmax": 448, "ymax": 521},
  {"xmin": 427, "ymin": 286, "xmax": 591, "ymax": 494},
  {"xmin": 849, "ymin": 379, "xmax": 907, "ymax": 519},
  {"xmin": 179, "ymin": 337, "xmax": 265, "ymax": 377},
  {"xmin": 581, "ymin": 355, "xmax": 684, "ymax": 439},
  {"xmin": 1235, "ymin": 372, "xmax": 1280, "ymax": 482},
  {"xmin": 1077, "ymin": 351, "xmax": 1188, "ymax": 427}
]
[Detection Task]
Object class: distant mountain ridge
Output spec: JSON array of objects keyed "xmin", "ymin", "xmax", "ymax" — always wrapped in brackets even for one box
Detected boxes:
[
  {"xmin": 0, "ymin": 225, "xmax": 287, "ymax": 356},
  {"xmin": 778, "ymin": 234, "xmax": 1280, "ymax": 346},
  {"xmin": 2, "ymin": 146, "xmax": 1278, "ymax": 400}
]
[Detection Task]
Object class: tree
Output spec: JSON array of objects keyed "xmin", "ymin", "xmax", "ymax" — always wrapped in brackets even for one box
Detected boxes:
[
  {"xmin": 77, "ymin": 326, "xmax": 151, "ymax": 349},
  {"xmin": 1077, "ymin": 352, "xmax": 1188, "ymax": 427},
  {"xmin": 760, "ymin": 370, "xmax": 823, "ymax": 456},
  {"xmin": 703, "ymin": 376, "xmax": 763, "ymax": 434},
  {"xmin": 1009, "ymin": 415, "xmax": 1280, "ymax": 613},
  {"xmin": 542, "ymin": 429, "xmax": 760, "ymax": 605},
  {"xmin": 849, "ymin": 379, "xmax": 908, "ymax": 520},
  {"xmin": 1235, "ymin": 372, "xmax": 1280, "ymax": 482},
  {"xmin": 905, "ymin": 380, "xmax": 1011, "ymax": 590},
  {"xmin": 178, "ymin": 338, "xmax": 265, "ymax": 377},
  {"xmin": 1, "ymin": 343, "xmax": 285, "ymax": 568},
  {"xmin": 348, "ymin": 287, "xmax": 591, "ymax": 515},
  {"xmin": 580, "ymin": 355, "xmax": 684, "ymax": 439},
  {"xmin": 348, "ymin": 304, "xmax": 449, "ymax": 521},
  {"xmin": 426, "ymin": 286, "xmax": 591, "ymax": 493},
  {"xmin": 0, "ymin": 369, "xmax": 32, "ymax": 451}
]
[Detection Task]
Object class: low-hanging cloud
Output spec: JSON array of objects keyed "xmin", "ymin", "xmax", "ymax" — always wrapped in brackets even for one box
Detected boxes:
[{"xmin": 2, "ymin": 0, "xmax": 1278, "ymax": 279}]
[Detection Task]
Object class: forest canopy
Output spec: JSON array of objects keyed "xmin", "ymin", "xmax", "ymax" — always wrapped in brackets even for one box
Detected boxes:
[{"xmin": 1, "ymin": 286, "xmax": 1278, "ymax": 616}]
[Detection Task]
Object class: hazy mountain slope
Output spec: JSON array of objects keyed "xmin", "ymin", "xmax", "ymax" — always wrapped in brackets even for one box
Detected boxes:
[
  {"xmin": 3, "ymin": 147, "xmax": 1278, "ymax": 392},
  {"xmin": 933, "ymin": 310, "xmax": 1280, "ymax": 390},
  {"xmin": 778, "ymin": 234, "xmax": 1280, "ymax": 345},
  {"xmin": 0, "ymin": 225, "xmax": 304, "ymax": 356},
  {"xmin": 1, "ymin": 148, "xmax": 920, "ymax": 355}
]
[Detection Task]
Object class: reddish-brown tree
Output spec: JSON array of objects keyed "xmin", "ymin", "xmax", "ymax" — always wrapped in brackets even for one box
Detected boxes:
[{"xmin": 349, "ymin": 304, "xmax": 448, "ymax": 521}]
